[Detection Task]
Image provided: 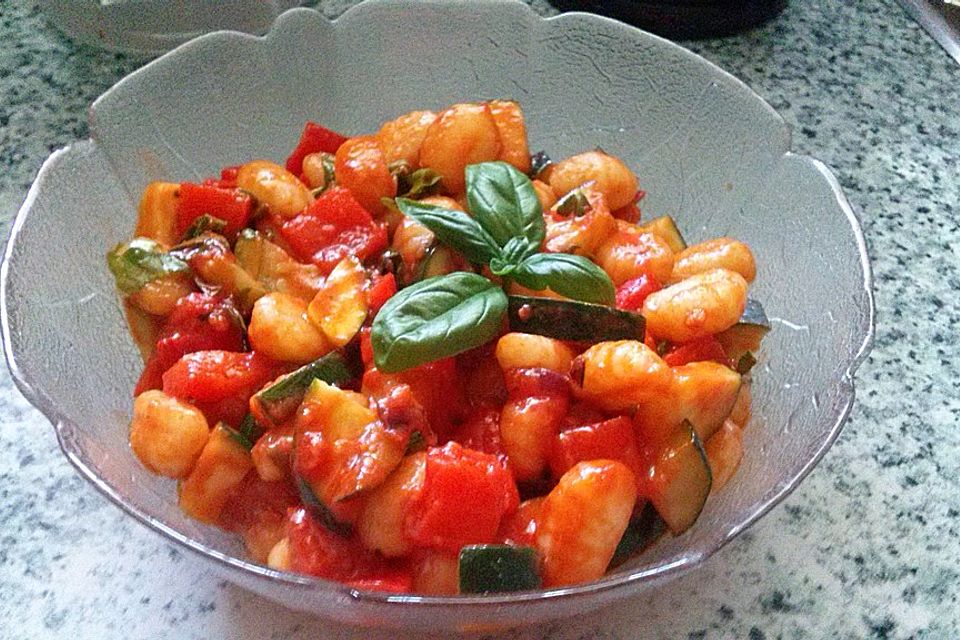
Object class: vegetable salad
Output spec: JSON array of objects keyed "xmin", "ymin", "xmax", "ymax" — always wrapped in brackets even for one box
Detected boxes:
[{"xmin": 109, "ymin": 100, "xmax": 768, "ymax": 594}]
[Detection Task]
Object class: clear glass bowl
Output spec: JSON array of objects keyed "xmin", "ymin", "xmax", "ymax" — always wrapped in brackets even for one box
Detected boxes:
[
  {"xmin": 1, "ymin": 2, "xmax": 873, "ymax": 632},
  {"xmin": 38, "ymin": 0, "xmax": 307, "ymax": 54}
]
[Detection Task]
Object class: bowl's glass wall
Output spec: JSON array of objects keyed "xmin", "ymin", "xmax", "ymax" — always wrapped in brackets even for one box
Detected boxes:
[{"xmin": 3, "ymin": 2, "xmax": 871, "ymax": 630}]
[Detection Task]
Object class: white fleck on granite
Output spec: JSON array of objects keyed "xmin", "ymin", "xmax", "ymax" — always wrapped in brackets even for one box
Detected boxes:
[{"xmin": 1, "ymin": 0, "xmax": 959, "ymax": 638}]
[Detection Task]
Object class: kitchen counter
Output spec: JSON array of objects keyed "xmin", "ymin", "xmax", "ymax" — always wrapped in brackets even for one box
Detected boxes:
[{"xmin": 1, "ymin": 1, "xmax": 958, "ymax": 638}]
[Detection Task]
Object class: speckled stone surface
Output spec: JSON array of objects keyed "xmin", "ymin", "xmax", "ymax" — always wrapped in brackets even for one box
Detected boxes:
[{"xmin": 1, "ymin": 1, "xmax": 958, "ymax": 638}]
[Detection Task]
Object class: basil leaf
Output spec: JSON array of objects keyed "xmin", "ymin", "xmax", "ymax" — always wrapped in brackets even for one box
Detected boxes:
[
  {"xmin": 107, "ymin": 237, "xmax": 189, "ymax": 295},
  {"xmin": 182, "ymin": 214, "xmax": 227, "ymax": 241},
  {"xmin": 396, "ymin": 198, "xmax": 501, "ymax": 265},
  {"xmin": 512, "ymin": 253, "xmax": 615, "ymax": 305},
  {"xmin": 371, "ymin": 272, "xmax": 507, "ymax": 373},
  {"xmin": 465, "ymin": 161, "xmax": 544, "ymax": 249}
]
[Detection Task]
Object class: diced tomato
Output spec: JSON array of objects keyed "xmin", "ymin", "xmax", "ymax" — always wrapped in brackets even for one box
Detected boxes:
[
  {"xmin": 548, "ymin": 416, "xmax": 643, "ymax": 483},
  {"xmin": 458, "ymin": 343, "xmax": 507, "ymax": 409},
  {"xmin": 644, "ymin": 332, "xmax": 659, "ymax": 352},
  {"xmin": 176, "ymin": 182, "xmax": 254, "ymax": 240},
  {"xmin": 218, "ymin": 472, "xmax": 299, "ymax": 561},
  {"xmin": 611, "ymin": 189, "xmax": 645, "ymax": 222},
  {"xmin": 366, "ymin": 272, "xmax": 397, "ymax": 316},
  {"xmin": 285, "ymin": 122, "xmax": 349, "ymax": 176},
  {"xmin": 405, "ymin": 442, "xmax": 519, "ymax": 554},
  {"xmin": 375, "ymin": 383, "xmax": 436, "ymax": 447},
  {"xmin": 662, "ymin": 336, "xmax": 730, "ymax": 367},
  {"xmin": 560, "ymin": 401, "xmax": 606, "ymax": 431},
  {"xmin": 162, "ymin": 350, "xmax": 285, "ymax": 425},
  {"xmin": 450, "ymin": 406, "xmax": 503, "ymax": 456},
  {"xmin": 287, "ymin": 507, "xmax": 378, "ymax": 581},
  {"xmin": 202, "ymin": 165, "xmax": 241, "ymax": 189},
  {"xmin": 345, "ymin": 564, "xmax": 414, "ymax": 594},
  {"xmin": 358, "ymin": 327, "xmax": 374, "ymax": 368},
  {"xmin": 134, "ymin": 293, "xmax": 246, "ymax": 395},
  {"xmin": 362, "ymin": 358, "xmax": 466, "ymax": 440},
  {"xmin": 280, "ymin": 187, "xmax": 388, "ymax": 273},
  {"xmin": 497, "ymin": 497, "xmax": 544, "ymax": 547},
  {"xmin": 615, "ymin": 272, "xmax": 661, "ymax": 311}
]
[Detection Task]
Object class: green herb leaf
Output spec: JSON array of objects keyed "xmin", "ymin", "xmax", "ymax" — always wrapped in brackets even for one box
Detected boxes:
[
  {"xmin": 511, "ymin": 253, "xmax": 615, "ymax": 305},
  {"xmin": 501, "ymin": 236, "xmax": 537, "ymax": 264},
  {"xmin": 397, "ymin": 167, "xmax": 443, "ymax": 200},
  {"xmin": 107, "ymin": 237, "xmax": 189, "ymax": 295},
  {"xmin": 405, "ymin": 430, "xmax": 427, "ymax": 455},
  {"xmin": 553, "ymin": 188, "xmax": 590, "ymax": 218},
  {"xmin": 396, "ymin": 198, "xmax": 501, "ymax": 265},
  {"xmin": 182, "ymin": 214, "xmax": 228, "ymax": 241},
  {"xmin": 371, "ymin": 272, "xmax": 508, "ymax": 373},
  {"xmin": 465, "ymin": 161, "xmax": 544, "ymax": 249}
]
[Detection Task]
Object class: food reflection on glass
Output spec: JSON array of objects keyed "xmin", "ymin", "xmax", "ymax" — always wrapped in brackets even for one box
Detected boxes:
[{"xmin": 107, "ymin": 100, "xmax": 769, "ymax": 595}]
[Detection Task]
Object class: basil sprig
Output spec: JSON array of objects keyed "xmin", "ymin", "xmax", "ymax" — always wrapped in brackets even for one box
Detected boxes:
[
  {"xmin": 371, "ymin": 272, "xmax": 507, "ymax": 373},
  {"xmin": 107, "ymin": 237, "xmax": 189, "ymax": 294},
  {"xmin": 372, "ymin": 161, "xmax": 615, "ymax": 373},
  {"xmin": 397, "ymin": 161, "xmax": 614, "ymax": 305}
]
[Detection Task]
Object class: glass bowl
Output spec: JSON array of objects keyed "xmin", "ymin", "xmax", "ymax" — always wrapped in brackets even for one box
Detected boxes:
[{"xmin": 1, "ymin": 1, "xmax": 873, "ymax": 632}]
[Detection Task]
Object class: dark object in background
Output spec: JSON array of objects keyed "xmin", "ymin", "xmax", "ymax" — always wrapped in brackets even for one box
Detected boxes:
[{"xmin": 549, "ymin": 0, "xmax": 788, "ymax": 39}]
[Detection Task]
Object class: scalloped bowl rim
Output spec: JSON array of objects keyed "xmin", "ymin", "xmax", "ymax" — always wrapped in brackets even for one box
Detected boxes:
[{"xmin": 1, "ymin": 2, "xmax": 875, "ymax": 609}]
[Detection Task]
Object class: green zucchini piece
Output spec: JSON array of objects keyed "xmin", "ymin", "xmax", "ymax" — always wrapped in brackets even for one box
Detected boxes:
[
  {"xmin": 225, "ymin": 413, "xmax": 265, "ymax": 451},
  {"xmin": 609, "ymin": 503, "xmax": 667, "ymax": 568},
  {"xmin": 507, "ymin": 295, "xmax": 645, "ymax": 342},
  {"xmin": 736, "ymin": 352, "xmax": 758, "ymax": 375},
  {"xmin": 416, "ymin": 245, "xmax": 458, "ymax": 282},
  {"xmin": 648, "ymin": 422, "xmax": 712, "ymax": 535},
  {"xmin": 458, "ymin": 545, "xmax": 542, "ymax": 594},
  {"xmin": 296, "ymin": 476, "xmax": 353, "ymax": 537},
  {"xmin": 716, "ymin": 298, "xmax": 771, "ymax": 361},
  {"xmin": 640, "ymin": 215, "xmax": 687, "ymax": 253},
  {"xmin": 250, "ymin": 351, "xmax": 361, "ymax": 426}
]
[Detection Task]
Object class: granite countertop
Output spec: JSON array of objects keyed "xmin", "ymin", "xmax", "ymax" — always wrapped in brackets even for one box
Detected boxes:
[{"xmin": 1, "ymin": 1, "xmax": 958, "ymax": 638}]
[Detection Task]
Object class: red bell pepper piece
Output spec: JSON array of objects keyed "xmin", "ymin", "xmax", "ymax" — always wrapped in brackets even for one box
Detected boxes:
[
  {"xmin": 662, "ymin": 336, "xmax": 730, "ymax": 367},
  {"xmin": 404, "ymin": 442, "xmax": 519, "ymax": 554},
  {"xmin": 280, "ymin": 187, "xmax": 388, "ymax": 273},
  {"xmin": 201, "ymin": 165, "xmax": 241, "ymax": 189},
  {"xmin": 162, "ymin": 350, "xmax": 285, "ymax": 426},
  {"xmin": 366, "ymin": 272, "xmax": 397, "ymax": 316},
  {"xmin": 615, "ymin": 271, "xmax": 661, "ymax": 311},
  {"xmin": 134, "ymin": 293, "xmax": 246, "ymax": 395},
  {"xmin": 176, "ymin": 182, "xmax": 254, "ymax": 240},
  {"xmin": 547, "ymin": 416, "xmax": 644, "ymax": 483},
  {"xmin": 285, "ymin": 121, "xmax": 349, "ymax": 176}
]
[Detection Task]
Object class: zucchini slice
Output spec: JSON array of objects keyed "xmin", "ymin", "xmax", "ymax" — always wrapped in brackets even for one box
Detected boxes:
[
  {"xmin": 296, "ymin": 476, "xmax": 353, "ymax": 537},
  {"xmin": 673, "ymin": 362, "xmax": 742, "ymax": 442},
  {"xmin": 507, "ymin": 295, "xmax": 645, "ymax": 342},
  {"xmin": 646, "ymin": 422, "xmax": 712, "ymax": 535},
  {"xmin": 716, "ymin": 298, "xmax": 771, "ymax": 361},
  {"xmin": 458, "ymin": 545, "xmax": 542, "ymax": 594},
  {"xmin": 640, "ymin": 215, "xmax": 687, "ymax": 253},
  {"xmin": 250, "ymin": 351, "xmax": 360, "ymax": 427},
  {"xmin": 608, "ymin": 502, "xmax": 667, "ymax": 569}
]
